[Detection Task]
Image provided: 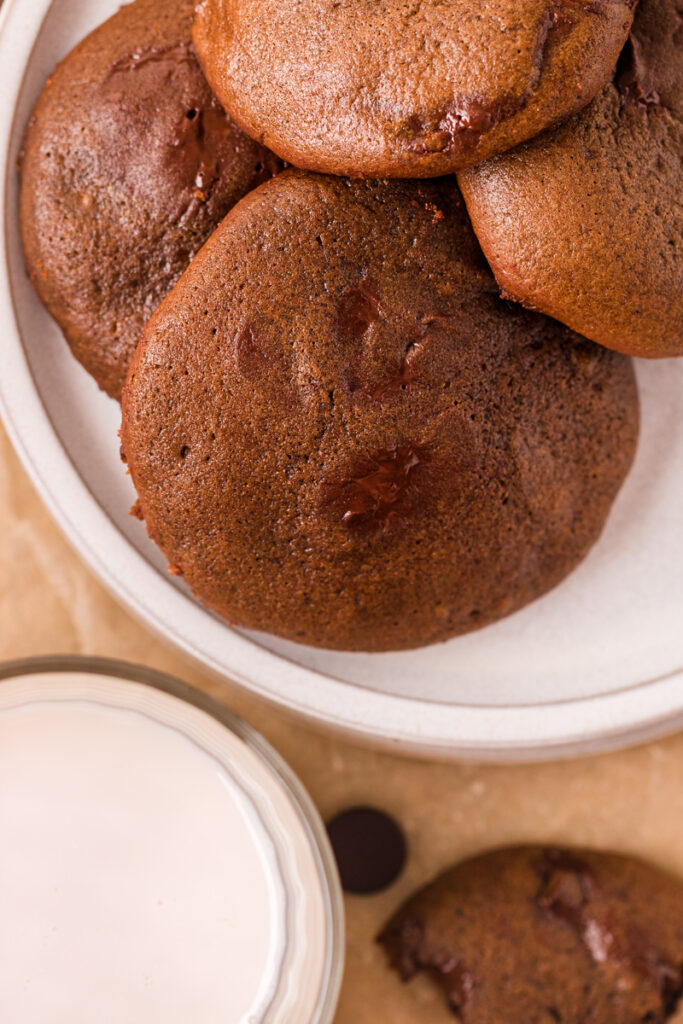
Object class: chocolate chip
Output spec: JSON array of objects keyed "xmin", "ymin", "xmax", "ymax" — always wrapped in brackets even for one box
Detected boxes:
[{"xmin": 326, "ymin": 806, "xmax": 407, "ymax": 894}]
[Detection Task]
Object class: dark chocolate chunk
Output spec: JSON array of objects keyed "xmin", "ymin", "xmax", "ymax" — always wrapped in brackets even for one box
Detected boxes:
[{"xmin": 326, "ymin": 807, "xmax": 407, "ymax": 895}]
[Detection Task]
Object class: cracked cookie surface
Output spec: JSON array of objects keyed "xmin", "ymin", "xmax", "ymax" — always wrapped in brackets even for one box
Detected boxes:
[
  {"xmin": 458, "ymin": 0, "xmax": 683, "ymax": 358},
  {"xmin": 379, "ymin": 845, "xmax": 683, "ymax": 1023},
  {"xmin": 120, "ymin": 170, "xmax": 638, "ymax": 651},
  {"xmin": 192, "ymin": 0, "xmax": 636, "ymax": 177},
  {"xmin": 19, "ymin": 0, "xmax": 281, "ymax": 399}
]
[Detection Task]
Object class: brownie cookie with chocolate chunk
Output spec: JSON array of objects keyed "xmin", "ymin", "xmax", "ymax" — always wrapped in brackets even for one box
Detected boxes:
[
  {"xmin": 20, "ymin": 0, "xmax": 281, "ymax": 399},
  {"xmin": 121, "ymin": 170, "xmax": 638, "ymax": 652},
  {"xmin": 193, "ymin": 0, "xmax": 636, "ymax": 178},
  {"xmin": 379, "ymin": 845, "xmax": 683, "ymax": 1022},
  {"xmin": 458, "ymin": 0, "xmax": 683, "ymax": 358}
]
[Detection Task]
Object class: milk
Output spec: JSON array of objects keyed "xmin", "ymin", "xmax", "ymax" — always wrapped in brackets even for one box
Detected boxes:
[{"xmin": 0, "ymin": 671, "xmax": 337, "ymax": 1023}]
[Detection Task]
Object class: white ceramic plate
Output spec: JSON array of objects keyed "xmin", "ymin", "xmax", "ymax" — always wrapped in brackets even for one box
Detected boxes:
[{"xmin": 2, "ymin": 0, "xmax": 683, "ymax": 760}]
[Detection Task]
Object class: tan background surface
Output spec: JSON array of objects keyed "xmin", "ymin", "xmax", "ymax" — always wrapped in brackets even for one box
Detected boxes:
[{"xmin": 2, "ymin": 419, "xmax": 683, "ymax": 1023}]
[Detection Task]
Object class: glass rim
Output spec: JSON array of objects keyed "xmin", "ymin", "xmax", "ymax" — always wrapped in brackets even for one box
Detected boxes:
[{"xmin": 0, "ymin": 653, "xmax": 345, "ymax": 1024}]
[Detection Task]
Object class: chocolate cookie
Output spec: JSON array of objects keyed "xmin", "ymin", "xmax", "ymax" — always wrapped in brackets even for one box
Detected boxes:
[
  {"xmin": 379, "ymin": 845, "xmax": 683, "ymax": 1022},
  {"xmin": 120, "ymin": 171, "xmax": 638, "ymax": 652},
  {"xmin": 19, "ymin": 0, "xmax": 281, "ymax": 399},
  {"xmin": 458, "ymin": 0, "xmax": 683, "ymax": 359},
  {"xmin": 193, "ymin": 0, "xmax": 636, "ymax": 178}
]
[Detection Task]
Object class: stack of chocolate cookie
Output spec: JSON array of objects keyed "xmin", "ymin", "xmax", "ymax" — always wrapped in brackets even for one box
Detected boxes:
[{"xmin": 20, "ymin": 0, "xmax": 680, "ymax": 652}]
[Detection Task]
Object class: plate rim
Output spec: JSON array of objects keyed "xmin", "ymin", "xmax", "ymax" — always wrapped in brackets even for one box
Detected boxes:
[{"xmin": 2, "ymin": 0, "xmax": 683, "ymax": 761}]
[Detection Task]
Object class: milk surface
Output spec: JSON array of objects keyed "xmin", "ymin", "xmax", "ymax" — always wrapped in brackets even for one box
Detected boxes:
[{"xmin": 0, "ymin": 694, "xmax": 283, "ymax": 1023}]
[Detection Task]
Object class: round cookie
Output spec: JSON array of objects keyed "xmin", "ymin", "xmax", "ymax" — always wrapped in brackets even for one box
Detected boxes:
[
  {"xmin": 20, "ymin": 0, "xmax": 281, "ymax": 400},
  {"xmin": 192, "ymin": 0, "xmax": 636, "ymax": 178},
  {"xmin": 121, "ymin": 171, "xmax": 638, "ymax": 652},
  {"xmin": 458, "ymin": 0, "xmax": 683, "ymax": 359},
  {"xmin": 379, "ymin": 845, "xmax": 683, "ymax": 1022}
]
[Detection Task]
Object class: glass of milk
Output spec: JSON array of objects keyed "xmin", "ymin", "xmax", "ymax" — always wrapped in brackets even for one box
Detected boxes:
[{"xmin": 0, "ymin": 656, "xmax": 344, "ymax": 1023}]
